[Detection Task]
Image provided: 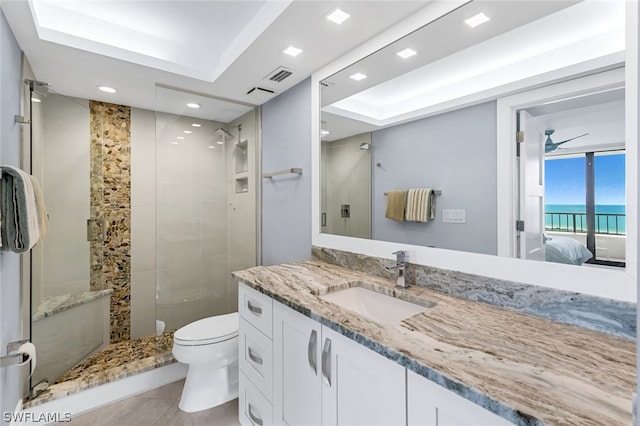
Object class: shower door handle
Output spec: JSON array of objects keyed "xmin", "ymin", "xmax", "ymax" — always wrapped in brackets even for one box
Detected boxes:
[{"xmin": 86, "ymin": 218, "xmax": 107, "ymax": 242}]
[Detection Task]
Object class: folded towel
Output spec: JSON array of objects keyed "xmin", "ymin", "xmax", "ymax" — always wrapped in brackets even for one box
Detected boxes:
[
  {"xmin": 1, "ymin": 166, "xmax": 45, "ymax": 252},
  {"xmin": 405, "ymin": 188, "xmax": 436, "ymax": 222},
  {"xmin": 385, "ymin": 190, "xmax": 407, "ymax": 222}
]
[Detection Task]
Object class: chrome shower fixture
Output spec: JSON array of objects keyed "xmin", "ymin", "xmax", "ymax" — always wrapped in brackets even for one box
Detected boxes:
[
  {"xmin": 215, "ymin": 128, "xmax": 233, "ymax": 139},
  {"xmin": 360, "ymin": 143, "xmax": 370, "ymax": 150}
]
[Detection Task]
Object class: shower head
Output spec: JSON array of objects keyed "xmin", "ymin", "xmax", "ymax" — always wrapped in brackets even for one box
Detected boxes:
[
  {"xmin": 216, "ymin": 128, "xmax": 233, "ymax": 139},
  {"xmin": 360, "ymin": 143, "xmax": 370, "ymax": 150}
]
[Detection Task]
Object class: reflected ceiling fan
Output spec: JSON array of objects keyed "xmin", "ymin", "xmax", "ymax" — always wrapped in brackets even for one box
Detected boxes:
[{"xmin": 544, "ymin": 129, "xmax": 589, "ymax": 153}]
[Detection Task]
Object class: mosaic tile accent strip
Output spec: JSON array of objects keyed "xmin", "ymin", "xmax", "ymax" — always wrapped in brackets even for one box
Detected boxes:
[
  {"xmin": 89, "ymin": 101, "xmax": 132, "ymax": 343},
  {"xmin": 311, "ymin": 246, "xmax": 636, "ymax": 339}
]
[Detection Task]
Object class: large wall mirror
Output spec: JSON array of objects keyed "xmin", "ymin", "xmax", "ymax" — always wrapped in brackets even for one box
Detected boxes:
[{"xmin": 311, "ymin": 0, "xmax": 637, "ymax": 302}]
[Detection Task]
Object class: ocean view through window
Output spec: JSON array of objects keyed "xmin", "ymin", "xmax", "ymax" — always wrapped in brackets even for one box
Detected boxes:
[{"xmin": 545, "ymin": 152, "xmax": 625, "ymax": 265}]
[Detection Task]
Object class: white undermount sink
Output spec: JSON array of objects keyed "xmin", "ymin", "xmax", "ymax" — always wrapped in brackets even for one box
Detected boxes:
[{"xmin": 320, "ymin": 286, "xmax": 436, "ymax": 324}]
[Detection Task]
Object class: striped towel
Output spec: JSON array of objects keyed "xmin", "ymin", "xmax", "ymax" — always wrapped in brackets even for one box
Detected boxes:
[
  {"xmin": 405, "ymin": 188, "xmax": 436, "ymax": 222},
  {"xmin": 0, "ymin": 165, "xmax": 48, "ymax": 252}
]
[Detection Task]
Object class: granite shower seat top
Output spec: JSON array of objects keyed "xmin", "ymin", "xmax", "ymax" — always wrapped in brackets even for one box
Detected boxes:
[{"xmin": 233, "ymin": 260, "xmax": 635, "ymax": 426}]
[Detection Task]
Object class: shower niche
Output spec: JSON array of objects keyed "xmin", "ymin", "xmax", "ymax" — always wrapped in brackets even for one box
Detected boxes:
[{"xmin": 235, "ymin": 138, "xmax": 249, "ymax": 193}]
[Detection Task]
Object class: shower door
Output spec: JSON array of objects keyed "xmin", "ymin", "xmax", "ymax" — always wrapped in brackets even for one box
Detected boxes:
[{"xmin": 30, "ymin": 87, "xmax": 109, "ymax": 390}]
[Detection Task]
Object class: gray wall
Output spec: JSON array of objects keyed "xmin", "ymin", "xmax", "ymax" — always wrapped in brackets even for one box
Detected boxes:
[
  {"xmin": 1, "ymin": 9, "xmax": 25, "ymax": 423},
  {"xmin": 261, "ymin": 79, "xmax": 311, "ymax": 265},
  {"xmin": 372, "ymin": 101, "xmax": 497, "ymax": 255}
]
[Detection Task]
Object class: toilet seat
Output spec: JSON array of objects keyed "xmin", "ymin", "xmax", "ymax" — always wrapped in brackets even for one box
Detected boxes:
[{"xmin": 174, "ymin": 312, "xmax": 239, "ymax": 346}]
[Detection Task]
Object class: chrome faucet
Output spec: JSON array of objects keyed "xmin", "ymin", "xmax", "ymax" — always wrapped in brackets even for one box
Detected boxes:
[{"xmin": 387, "ymin": 250, "xmax": 409, "ymax": 288}]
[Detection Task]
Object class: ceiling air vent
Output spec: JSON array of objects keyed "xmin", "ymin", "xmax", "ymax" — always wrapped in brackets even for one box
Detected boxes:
[
  {"xmin": 246, "ymin": 87, "xmax": 276, "ymax": 96},
  {"xmin": 264, "ymin": 66, "xmax": 294, "ymax": 83}
]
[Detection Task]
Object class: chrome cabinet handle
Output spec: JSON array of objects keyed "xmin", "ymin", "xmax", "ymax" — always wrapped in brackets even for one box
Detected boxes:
[
  {"xmin": 248, "ymin": 347, "xmax": 263, "ymax": 366},
  {"xmin": 308, "ymin": 329, "xmax": 318, "ymax": 375},
  {"xmin": 248, "ymin": 403, "xmax": 263, "ymax": 426},
  {"xmin": 321, "ymin": 338, "xmax": 332, "ymax": 386},
  {"xmin": 247, "ymin": 300, "xmax": 262, "ymax": 315}
]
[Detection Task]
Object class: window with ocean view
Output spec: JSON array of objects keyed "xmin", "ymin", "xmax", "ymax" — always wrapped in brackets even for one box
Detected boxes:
[{"xmin": 545, "ymin": 152, "xmax": 625, "ymax": 265}]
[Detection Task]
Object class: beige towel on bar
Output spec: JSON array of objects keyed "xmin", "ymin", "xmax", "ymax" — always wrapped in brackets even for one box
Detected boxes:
[
  {"xmin": 385, "ymin": 190, "xmax": 407, "ymax": 222},
  {"xmin": 405, "ymin": 188, "xmax": 436, "ymax": 222}
]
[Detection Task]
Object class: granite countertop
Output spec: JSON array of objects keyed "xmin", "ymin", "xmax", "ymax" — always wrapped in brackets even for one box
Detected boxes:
[{"xmin": 233, "ymin": 260, "xmax": 635, "ymax": 426}]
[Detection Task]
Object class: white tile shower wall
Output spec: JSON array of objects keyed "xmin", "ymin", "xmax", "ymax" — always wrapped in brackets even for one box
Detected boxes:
[
  {"xmin": 154, "ymin": 112, "xmax": 229, "ymax": 332},
  {"xmin": 131, "ymin": 108, "xmax": 157, "ymax": 338},
  {"xmin": 36, "ymin": 95, "xmax": 91, "ymax": 299}
]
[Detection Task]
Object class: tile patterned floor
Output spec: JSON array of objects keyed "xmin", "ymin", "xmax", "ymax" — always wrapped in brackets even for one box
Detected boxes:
[{"xmin": 59, "ymin": 380, "xmax": 240, "ymax": 426}]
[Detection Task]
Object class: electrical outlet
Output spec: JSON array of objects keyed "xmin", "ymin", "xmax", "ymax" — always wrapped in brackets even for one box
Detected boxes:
[{"xmin": 442, "ymin": 209, "xmax": 466, "ymax": 223}]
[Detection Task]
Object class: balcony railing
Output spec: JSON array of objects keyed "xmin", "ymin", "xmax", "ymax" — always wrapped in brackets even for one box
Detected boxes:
[{"xmin": 545, "ymin": 212, "xmax": 626, "ymax": 235}]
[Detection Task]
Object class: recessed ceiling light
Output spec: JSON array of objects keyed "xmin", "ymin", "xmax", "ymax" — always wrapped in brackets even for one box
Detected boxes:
[
  {"xmin": 217, "ymin": 141, "xmax": 224, "ymax": 145},
  {"xmin": 183, "ymin": 130, "xmax": 192, "ymax": 134},
  {"xmin": 31, "ymin": 97, "xmax": 42, "ymax": 103},
  {"xmin": 176, "ymin": 136, "xmax": 185, "ymax": 140},
  {"xmin": 186, "ymin": 103, "xmax": 200, "ymax": 109},
  {"xmin": 171, "ymin": 141, "xmax": 179, "ymax": 145},
  {"xmin": 465, "ymin": 12, "xmax": 490, "ymax": 28},
  {"xmin": 350, "ymin": 73, "xmax": 367, "ymax": 81},
  {"xmin": 327, "ymin": 8, "xmax": 350, "ymax": 25},
  {"xmin": 208, "ymin": 145, "xmax": 216, "ymax": 149},
  {"xmin": 283, "ymin": 46, "xmax": 303, "ymax": 57},
  {"xmin": 397, "ymin": 48, "xmax": 417, "ymax": 59},
  {"xmin": 191, "ymin": 123, "xmax": 201, "ymax": 127},
  {"xmin": 320, "ymin": 130, "xmax": 330, "ymax": 135},
  {"xmin": 98, "ymin": 86, "xmax": 116, "ymax": 93}
]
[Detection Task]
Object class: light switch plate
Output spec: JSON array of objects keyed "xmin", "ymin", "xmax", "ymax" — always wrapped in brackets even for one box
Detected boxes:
[{"xmin": 442, "ymin": 209, "xmax": 466, "ymax": 223}]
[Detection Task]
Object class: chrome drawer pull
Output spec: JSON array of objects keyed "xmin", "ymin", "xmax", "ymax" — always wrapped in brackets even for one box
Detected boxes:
[
  {"xmin": 321, "ymin": 338, "xmax": 332, "ymax": 386},
  {"xmin": 247, "ymin": 300, "xmax": 262, "ymax": 315},
  {"xmin": 248, "ymin": 403, "xmax": 263, "ymax": 426},
  {"xmin": 308, "ymin": 329, "xmax": 318, "ymax": 375},
  {"xmin": 248, "ymin": 347, "xmax": 263, "ymax": 366}
]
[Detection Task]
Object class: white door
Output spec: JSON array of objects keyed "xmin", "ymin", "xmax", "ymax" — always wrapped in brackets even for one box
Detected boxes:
[
  {"xmin": 273, "ymin": 302, "xmax": 322, "ymax": 426},
  {"xmin": 321, "ymin": 326, "xmax": 406, "ymax": 426},
  {"xmin": 518, "ymin": 110, "xmax": 546, "ymax": 261}
]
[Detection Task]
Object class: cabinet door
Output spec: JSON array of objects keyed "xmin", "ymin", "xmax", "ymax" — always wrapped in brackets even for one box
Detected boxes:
[
  {"xmin": 273, "ymin": 302, "xmax": 322, "ymax": 426},
  {"xmin": 407, "ymin": 370, "xmax": 513, "ymax": 426},
  {"xmin": 321, "ymin": 326, "xmax": 406, "ymax": 426}
]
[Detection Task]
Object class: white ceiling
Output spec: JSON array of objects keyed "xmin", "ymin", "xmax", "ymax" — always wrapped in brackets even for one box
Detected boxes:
[
  {"xmin": 0, "ymin": 0, "xmax": 430, "ymax": 122},
  {"xmin": 321, "ymin": 0, "xmax": 625, "ymax": 131}
]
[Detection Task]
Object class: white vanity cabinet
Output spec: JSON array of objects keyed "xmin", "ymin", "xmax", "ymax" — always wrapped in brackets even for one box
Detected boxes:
[
  {"xmin": 273, "ymin": 301, "xmax": 405, "ymax": 426},
  {"xmin": 407, "ymin": 370, "xmax": 513, "ymax": 426},
  {"xmin": 273, "ymin": 299, "xmax": 323, "ymax": 425},
  {"xmin": 238, "ymin": 282, "xmax": 513, "ymax": 426},
  {"xmin": 239, "ymin": 283, "xmax": 275, "ymax": 426}
]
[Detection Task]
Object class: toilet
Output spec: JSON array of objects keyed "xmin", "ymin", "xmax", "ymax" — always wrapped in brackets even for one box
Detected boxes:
[{"xmin": 172, "ymin": 312, "xmax": 239, "ymax": 413}]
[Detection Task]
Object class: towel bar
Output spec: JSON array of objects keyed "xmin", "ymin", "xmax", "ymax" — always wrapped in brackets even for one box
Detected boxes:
[
  {"xmin": 384, "ymin": 190, "xmax": 441, "ymax": 196},
  {"xmin": 262, "ymin": 168, "xmax": 303, "ymax": 179}
]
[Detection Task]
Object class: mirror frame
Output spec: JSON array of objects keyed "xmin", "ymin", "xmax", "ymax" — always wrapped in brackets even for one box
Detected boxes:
[{"xmin": 311, "ymin": 1, "xmax": 638, "ymax": 302}]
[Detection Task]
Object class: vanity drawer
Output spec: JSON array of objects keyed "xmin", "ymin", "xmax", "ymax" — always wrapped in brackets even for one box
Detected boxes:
[
  {"xmin": 240, "ymin": 317, "xmax": 273, "ymax": 401},
  {"xmin": 240, "ymin": 371, "xmax": 273, "ymax": 426},
  {"xmin": 239, "ymin": 282, "xmax": 273, "ymax": 338}
]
